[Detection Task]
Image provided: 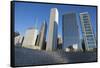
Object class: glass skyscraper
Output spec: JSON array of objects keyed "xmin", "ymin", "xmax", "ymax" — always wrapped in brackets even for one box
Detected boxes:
[
  {"xmin": 80, "ymin": 12, "xmax": 96, "ymax": 51},
  {"xmin": 62, "ymin": 12, "xmax": 81, "ymax": 51}
]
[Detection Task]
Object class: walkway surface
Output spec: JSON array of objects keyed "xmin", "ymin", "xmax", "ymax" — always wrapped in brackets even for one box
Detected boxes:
[{"xmin": 14, "ymin": 47, "xmax": 97, "ymax": 67}]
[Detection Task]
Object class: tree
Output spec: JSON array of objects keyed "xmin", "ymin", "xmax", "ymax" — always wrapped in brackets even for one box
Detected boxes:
[
  {"xmin": 15, "ymin": 32, "xmax": 20, "ymax": 37},
  {"xmin": 82, "ymin": 39, "xmax": 86, "ymax": 52}
]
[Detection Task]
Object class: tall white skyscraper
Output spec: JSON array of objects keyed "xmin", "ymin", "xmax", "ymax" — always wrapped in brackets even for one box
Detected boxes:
[
  {"xmin": 46, "ymin": 8, "xmax": 59, "ymax": 51},
  {"xmin": 22, "ymin": 28, "xmax": 38, "ymax": 49},
  {"xmin": 35, "ymin": 21, "xmax": 47, "ymax": 50}
]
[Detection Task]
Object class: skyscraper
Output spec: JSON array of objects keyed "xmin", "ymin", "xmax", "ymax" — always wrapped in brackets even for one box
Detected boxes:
[
  {"xmin": 35, "ymin": 21, "xmax": 47, "ymax": 50},
  {"xmin": 46, "ymin": 8, "xmax": 59, "ymax": 51},
  {"xmin": 62, "ymin": 12, "xmax": 81, "ymax": 51},
  {"xmin": 80, "ymin": 12, "xmax": 96, "ymax": 51},
  {"xmin": 22, "ymin": 28, "xmax": 38, "ymax": 49}
]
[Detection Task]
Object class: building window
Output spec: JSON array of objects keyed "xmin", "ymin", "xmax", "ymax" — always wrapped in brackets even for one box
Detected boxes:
[
  {"xmin": 84, "ymin": 23, "xmax": 90, "ymax": 25},
  {"xmin": 88, "ymin": 41, "xmax": 95, "ymax": 44},
  {"xmin": 86, "ymin": 35, "xmax": 93, "ymax": 37},
  {"xmin": 86, "ymin": 31, "xmax": 92, "ymax": 34},
  {"xmin": 82, "ymin": 16, "xmax": 89, "ymax": 21},
  {"xmin": 83, "ymin": 15, "xmax": 88, "ymax": 18},
  {"xmin": 85, "ymin": 27, "xmax": 91, "ymax": 31},
  {"xmin": 88, "ymin": 44, "xmax": 95, "ymax": 48},
  {"xmin": 85, "ymin": 28, "xmax": 91, "ymax": 31},
  {"xmin": 84, "ymin": 24, "xmax": 90, "ymax": 27}
]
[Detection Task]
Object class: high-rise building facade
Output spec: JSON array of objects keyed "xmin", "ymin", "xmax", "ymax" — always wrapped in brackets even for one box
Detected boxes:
[
  {"xmin": 35, "ymin": 21, "xmax": 47, "ymax": 50},
  {"xmin": 62, "ymin": 12, "xmax": 81, "ymax": 51},
  {"xmin": 46, "ymin": 8, "xmax": 59, "ymax": 51},
  {"xmin": 80, "ymin": 12, "xmax": 96, "ymax": 51},
  {"xmin": 22, "ymin": 28, "xmax": 38, "ymax": 49}
]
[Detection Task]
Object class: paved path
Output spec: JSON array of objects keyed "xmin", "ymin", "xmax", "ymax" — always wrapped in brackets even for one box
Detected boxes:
[{"xmin": 14, "ymin": 47, "xmax": 97, "ymax": 67}]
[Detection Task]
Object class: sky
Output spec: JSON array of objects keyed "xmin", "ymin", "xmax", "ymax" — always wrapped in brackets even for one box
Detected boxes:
[{"xmin": 14, "ymin": 2, "xmax": 97, "ymax": 39}]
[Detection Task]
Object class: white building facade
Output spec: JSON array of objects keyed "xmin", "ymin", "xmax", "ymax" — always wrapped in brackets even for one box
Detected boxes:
[
  {"xmin": 80, "ymin": 12, "xmax": 96, "ymax": 51},
  {"xmin": 22, "ymin": 28, "xmax": 38, "ymax": 49},
  {"xmin": 46, "ymin": 8, "xmax": 59, "ymax": 51}
]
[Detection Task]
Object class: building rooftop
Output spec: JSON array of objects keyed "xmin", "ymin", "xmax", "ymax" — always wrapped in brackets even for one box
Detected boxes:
[{"xmin": 80, "ymin": 12, "xmax": 88, "ymax": 14}]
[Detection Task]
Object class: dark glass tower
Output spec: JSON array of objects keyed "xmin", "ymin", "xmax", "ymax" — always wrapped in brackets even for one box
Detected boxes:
[{"xmin": 62, "ymin": 12, "xmax": 81, "ymax": 51}]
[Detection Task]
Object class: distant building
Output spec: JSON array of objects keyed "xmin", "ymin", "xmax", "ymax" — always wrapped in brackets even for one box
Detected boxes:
[
  {"xmin": 57, "ymin": 35, "xmax": 62, "ymax": 49},
  {"xmin": 22, "ymin": 28, "xmax": 38, "ymax": 49},
  {"xmin": 35, "ymin": 21, "xmax": 47, "ymax": 50},
  {"xmin": 66, "ymin": 44, "xmax": 79, "ymax": 52},
  {"xmin": 65, "ymin": 48, "xmax": 70, "ymax": 52},
  {"xmin": 46, "ymin": 8, "xmax": 59, "ymax": 51},
  {"xmin": 80, "ymin": 12, "xmax": 96, "ymax": 51},
  {"xmin": 62, "ymin": 12, "xmax": 81, "ymax": 51},
  {"xmin": 15, "ymin": 35, "xmax": 24, "ymax": 47},
  {"xmin": 72, "ymin": 44, "xmax": 78, "ymax": 51}
]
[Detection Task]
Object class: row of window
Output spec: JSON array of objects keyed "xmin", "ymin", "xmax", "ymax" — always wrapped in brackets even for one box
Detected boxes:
[
  {"xmin": 88, "ymin": 44, "xmax": 96, "ymax": 48},
  {"xmin": 83, "ymin": 18, "xmax": 88, "ymax": 21},
  {"xmin": 87, "ymin": 38, "xmax": 94, "ymax": 42},
  {"xmin": 86, "ymin": 31, "xmax": 92, "ymax": 34},
  {"xmin": 85, "ymin": 28, "xmax": 91, "ymax": 31},
  {"xmin": 88, "ymin": 41, "xmax": 95, "ymax": 44},
  {"xmin": 84, "ymin": 24, "xmax": 90, "ymax": 27},
  {"xmin": 86, "ymin": 37, "xmax": 96, "ymax": 48},
  {"xmin": 82, "ymin": 15, "xmax": 88, "ymax": 18},
  {"xmin": 84, "ymin": 23, "xmax": 90, "ymax": 25},
  {"xmin": 86, "ymin": 35, "xmax": 93, "ymax": 37}
]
